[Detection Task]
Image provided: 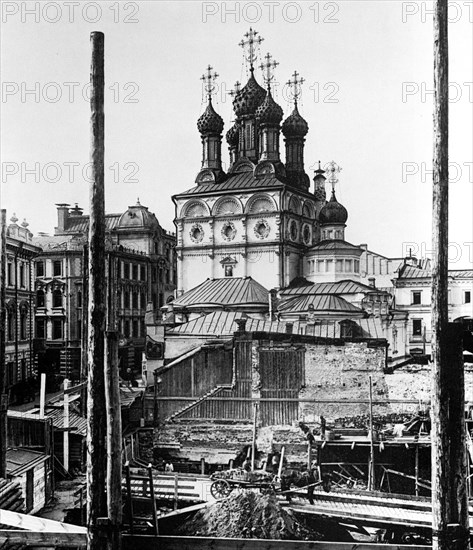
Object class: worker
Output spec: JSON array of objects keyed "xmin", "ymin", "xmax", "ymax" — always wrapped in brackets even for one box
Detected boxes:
[
  {"xmin": 165, "ymin": 461, "xmax": 174, "ymax": 473},
  {"xmin": 320, "ymin": 415, "xmax": 326, "ymax": 440}
]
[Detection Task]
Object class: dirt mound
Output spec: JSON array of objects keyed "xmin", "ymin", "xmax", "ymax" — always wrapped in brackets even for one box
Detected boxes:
[{"xmin": 177, "ymin": 491, "xmax": 323, "ymax": 540}]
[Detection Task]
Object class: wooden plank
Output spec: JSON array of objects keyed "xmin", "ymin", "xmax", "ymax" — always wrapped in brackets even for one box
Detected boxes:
[
  {"xmin": 0, "ymin": 530, "xmax": 86, "ymax": 547},
  {"xmin": 0, "ymin": 510, "xmax": 87, "ymax": 533},
  {"xmin": 122, "ymin": 536, "xmax": 430, "ymax": 550}
]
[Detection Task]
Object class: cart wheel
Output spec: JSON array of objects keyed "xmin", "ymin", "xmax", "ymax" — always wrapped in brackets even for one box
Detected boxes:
[{"xmin": 210, "ymin": 479, "xmax": 232, "ymax": 499}]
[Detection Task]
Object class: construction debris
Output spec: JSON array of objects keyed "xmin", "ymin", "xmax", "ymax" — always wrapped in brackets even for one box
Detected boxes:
[{"xmin": 177, "ymin": 491, "xmax": 323, "ymax": 540}]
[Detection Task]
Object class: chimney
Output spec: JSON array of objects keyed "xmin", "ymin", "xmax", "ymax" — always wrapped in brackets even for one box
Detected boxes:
[
  {"xmin": 368, "ymin": 277, "xmax": 376, "ymax": 288},
  {"xmin": 285, "ymin": 322, "xmax": 293, "ymax": 334},
  {"xmin": 235, "ymin": 316, "xmax": 247, "ymax": 333},
  {"xmin": 55, "ymin": 203, "xmax": 70, "ymax": 234}
]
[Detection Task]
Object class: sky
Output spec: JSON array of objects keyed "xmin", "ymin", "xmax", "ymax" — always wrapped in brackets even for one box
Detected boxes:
[{"xmin": 1, "ymin": 0, "xmax": 472, "ymax": 267}]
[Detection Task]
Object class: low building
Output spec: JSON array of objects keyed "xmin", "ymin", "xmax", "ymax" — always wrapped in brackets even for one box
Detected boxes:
[{"xmin": 6, "ymin": 448, "xmax": 52, "ymax": 514}]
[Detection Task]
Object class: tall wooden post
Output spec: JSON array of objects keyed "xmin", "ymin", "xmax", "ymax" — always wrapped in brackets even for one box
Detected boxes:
[
  {"xmin": 0, "ymin": 209, "xmax": 7, "ymax": 478},
  {"xmin": 431, "ymin": 1, "xmax": 469, "ymax": 548},
  {"xmin": 105, "ymin": 252, "xmax": 122, "ymax": 549},
  {"xmin": 87, "ymin": 30, "xmax": 107, "ymax": 550},
  {"xmin": 368, "ymin": 376, "xmax": 375, "ymax": 491},
  {"xmin": 63, "ymin": 378, "xmax": 70, "ymax": 473},
  {"xmin": 251, "ymin": 402, "xmax": 258, "ymax": 470}
]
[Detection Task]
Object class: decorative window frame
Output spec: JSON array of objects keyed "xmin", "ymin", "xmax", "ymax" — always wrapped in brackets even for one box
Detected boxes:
[
  {"xmin": 221, "ymin": 221, "xmax": 237, "ymax": 242},
  {"xmin": 189, "ymin": 223, "xmax": 204, "ymax": 243},
  {"xmin": 289, "ymin": 220, "xmax": 298, "ymax": 241},
  {"xmin": 254, "ymin": 219, "xmax": 270, "ymax": 239},
  {"xmin": 302, "ymin": 224, "xmax": 311, "ymax": 245}
]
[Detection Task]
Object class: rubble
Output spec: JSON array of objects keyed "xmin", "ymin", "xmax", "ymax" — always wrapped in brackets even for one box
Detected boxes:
[{"xmin": 177, "ymin": 491, "xmax": 323, "ymax": 540}]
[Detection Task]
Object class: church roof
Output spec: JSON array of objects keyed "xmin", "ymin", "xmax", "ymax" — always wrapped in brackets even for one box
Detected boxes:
[
  {"xmin": 167, "ymin": 311, "xmax": 385, "ymax": 340},
  {"xmin": 309, "ymin": 240, "xmax": 363, "ymax": 252},
  {"xmin": 172, "ymin": 277, "xmax": 269, "ymax": 308},
  {"xmin": 278, "ymin": 294, "xmax": 364, "ymax": 314},
  {"xmin": 174, "ymin": 172, "xmax": 285, "ymax": 198},
  {"xmin": 281, "ymin": 279, "xmax": 391, "ymax": 296}
]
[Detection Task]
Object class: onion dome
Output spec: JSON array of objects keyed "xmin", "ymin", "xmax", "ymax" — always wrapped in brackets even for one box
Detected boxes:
[
  {"xmin": 197, "ymin": 99, "xmax": 224, "ymax": 135},
  {"xmin": 255, "ymin": 90, "xmax": 283, "ymax": 125},
  {"xmin": 226, "ymin": 122, "xmax": 239, "ymax": 146},
  {"xmin": 282, "ymin": 104, "xmax": 309, "ymax": 138},
  {"xmin": 232, "ymin": 71, "xmax": 266, "ymax": 117},
  {"xmin": 319, "ymin": 190, "xmax": 348, "ymax": 225}
]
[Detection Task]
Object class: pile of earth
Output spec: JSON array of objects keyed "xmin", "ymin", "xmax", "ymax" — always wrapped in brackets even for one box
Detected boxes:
[{"xmin": 177, "ymin": 491, "xmax": 323, "ymax": 540}]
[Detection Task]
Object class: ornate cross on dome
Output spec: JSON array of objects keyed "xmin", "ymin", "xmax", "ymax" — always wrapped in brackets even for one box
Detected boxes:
[
  {"xmin": 200, "ymin": 65, "xmax": 219, "ymax": 101},
  {"xmin": 239, "ymin": 27, "xmax": 264, "ymax": 71},
  {"xmin": 286, "ymin": 70, "xmax": 305, "ymax": 105},
  {"xmin": 327, "ymin": 160, "xmax": 342, "ymax": 192},
  {"xmin": 259, "ymin": 52, "xmax": 278, "ymax": 90},
  {"xmin": 228, "ymin": 81, "xmax": 241, "ymax": 99}
]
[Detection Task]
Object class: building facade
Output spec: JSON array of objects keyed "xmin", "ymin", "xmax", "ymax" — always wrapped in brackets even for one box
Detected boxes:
[
  {"xmin": 32, "ymin": 201, "xmax": 176, "ymax": 381},
  {"xmin": 4, "ymin": 214, "xmax": 42, "ymax": 403}
]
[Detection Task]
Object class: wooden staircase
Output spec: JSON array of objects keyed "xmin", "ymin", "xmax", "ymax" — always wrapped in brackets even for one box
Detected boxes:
[{"xmin": 166, "ymin": 385, "xmax": 232, "ymax": 422}]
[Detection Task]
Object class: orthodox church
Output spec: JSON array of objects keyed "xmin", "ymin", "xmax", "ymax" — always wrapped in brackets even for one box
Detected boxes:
[{"xmin": 164, "ymin": 29, "xmax": 412, "ymax": 363}]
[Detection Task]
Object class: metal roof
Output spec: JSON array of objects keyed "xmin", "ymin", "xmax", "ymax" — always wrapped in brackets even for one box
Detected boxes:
[
  {"xmin": 308, "ymin": 240, "xmax": 363, "ymax": 252},
  {"xmin": 8, "ymin": 408, "xmax": 87, "ymax": 437},
  {"xmin": 450, "ymin": 270, "xmax": 473, "ymax": 279},
  {"xmin": 278, "ymin": 294, "xmax": 364, "ymax": 314},
  {"xmin": 60, "ymin": 213, "xmax": 122, "ymax": 234},
  {"xmin": 281, "ymin": 279, "xmax": 387, "ymax": 296},
  {"xmin": 174, "ymin": 172, "xmax": 286, "ymax": 197},
  {"xmin": 167, "ymin": 311, "xmax": 385, "ymax": 340},
  {"xmin": 173, "ymin": 277, "xmax": 269, "ymax": 308},
  {"xmin": 398, "ymin": 265, "xmax": 432, "ymax": 279}
]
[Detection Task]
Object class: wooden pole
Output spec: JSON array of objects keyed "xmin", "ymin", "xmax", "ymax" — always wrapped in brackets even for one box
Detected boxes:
[
  {"xmin": 415, "ymin": 442, "xmax": 420, "ymax": 497},
  {"xmin": 0, "ymin": 209, "xmax": 7, "ymax": 478},
  {"xmin": 251, "ymin": 402, "xmax": 257, "ymax": 470},
  {"xmin": 39, "ymin": 373, "xmax": 46, "ymax": 419},
  {"xmin": 63, "ymin": 378, "xmax": 70, "ymax": 473},
  {"xmin": 87, "ymin": 30, "xmax": 107, "ymax": 550},
  {"xmin": 125, "ymin": 462, "xmax": 134, "ymax": 534},
  {"xmin": 105, "ymin": 252, "xmax": 122, "ymax": 550},
  {"xmin": 277, "ymin": 446, "xmax": 285, "ymax": 479},
  {"xmin": 147, "ymin": 464, "xmax": 159, "ymax": 535},
  {"xmin": 368, "ymin": 376, "xmax": 375, "ymax": 491},
  {"xmin": 432, "ymin": 1, "xmax": 469, "ymax": 547}
]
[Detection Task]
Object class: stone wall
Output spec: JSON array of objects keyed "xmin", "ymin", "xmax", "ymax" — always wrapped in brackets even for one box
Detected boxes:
[{"xmin": 299, "ymin": 341, "xmax": 388, "ymax": 422}]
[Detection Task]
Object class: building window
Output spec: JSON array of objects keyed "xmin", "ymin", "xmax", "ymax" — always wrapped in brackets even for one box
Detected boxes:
[
  {"xmin": 52, "ymin": 319, "xmax": 63, "ymax": 340},
  {"xmin": 224, "ymin": 265, "xmax": 233, "ymax": 277},
  {"xmin": 77, "ymin": 319, "xmax": 82, "ymax": 340},
  {"xmin": 132, "ymin": 320, "xmax": 139, "ymax": 338},
  {"xmin": 159, "ymin": 293, "xmax": 164, "ymax": 308},
  {"xmin": 124, "ymin": 291, "xmax": 130, "ymax": 309},
  {"xmin": 132, "ymin": 264, "xmax": 138, "ymax": 280},
  {"xmin": 125, "ymin": 320, "xmax": 130, "ymax": 337},
  {"xmin": 124, "ymin": 263, "xmax": 130, "ymax": 279},
  {"xmin": 77, "ymin": 290, "xmax": 82, "ymax": 308},
  {"xmin": 354, "ymin": 260, "xmax": 360, "ymax": 273},
  {"xmin": 19, "ymin": 264, "xmax": 25, "ymax": 287},
  {"xmin": 36, "ymin": 289, "xmax": 45, "ymax": 308},
  {"xmin": 132, "ymin": 291, "xmax": 138, "ymax": 309},
  {"xmin": 140, "ymin": 265, "xmax": 146, "ymax": 281},
  {"xmin": 7, "ymin": 307, "xmax": 15, "ymax": 341},
  {"xmin": 36, "ymin": 261, "xmax": 45, "ymax": 277},
  {"xmin": 7, "ymin": 263, "xmax": 13, "ymax": 286},
  {"xmin": 345, "ymin": 259, "xmax": 352, "ymax": 272},
  {"xmin": 412, "ymin": 319, "xmax": 422, "ymax": 336},
  {"xmin": 141, "ymin": 292, "xmax": 146, "ymax": 309},
  {"xmin": 36, "ymin": 319, "xmax": 45, "ymax": 339},
  {"xmin": 20, "ymin": 308, "xmax": 27, "ymax": 340},
  {"xmin": 465, "ymin": 291, "xmax": 471, "ymax": 304},
  {"xmin": 52, "ymin": 289, "xmax": 62, "ymax": 308},
  {"xmin": 53, "ymin": 260, "xmax": 62, "ymax": 276},
  {"xmin": 326, "ymin": 260, "xmax": 333, "ymax": 272},
  {"xmin": 336, "ymin": 259, "xmax": 344, "ymax": 272},
  {"xmin": 412, "ymin": 291, "xmax": 422, "ymax": 305}
]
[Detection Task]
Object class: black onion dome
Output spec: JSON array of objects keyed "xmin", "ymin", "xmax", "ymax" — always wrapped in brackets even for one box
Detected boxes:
[
  {"xmin": 226, "ymin": 122, "xmax": 239, "ymax": 146},
  {"xmin": 255, "ymin": 90, "xmax": 283, "ymax": 125},
  {"xmin": 282, "ymin": 104, "xmax": 309, "ymax": 138},
  {"xmin": 319, "ymin": 190, "xmax": 348, "ymax": 225},
  {"xmin": 233, "ymin": 72, "xmax": 266, "ymax": 117},
  {"xmin": 197, "ymin": 100, "xmax": 224, "ymax": 135}
]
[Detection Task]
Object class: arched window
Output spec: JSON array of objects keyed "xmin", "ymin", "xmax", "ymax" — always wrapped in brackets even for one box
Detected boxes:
[
  {"xmin": 7, "ymin": 304, "xmax": 16, "ymax": 341},
  {"xmin": 246, "ymin": 195, "xmax": 276, "ymax": 214},
  {"xmin": 52, "ymin": 289, "xmax": 62, "ymax": 308},
  {"xmin": 20, "ymin": 303, "xmax": 28, "ymax": 340},
  {"xmin": 288, "ymin": 196, "xmax": 302, "ymax": 214},
  {"xmin": 183, "ymin": 201, "xmax": 208, "ymax": 218},
  {"xmin": 213, "ymin": 197, "xmax": 242, "ymax": 216},
  {"xmin": 36, "ymin": 289, "xmax": 45, "ymax": 308}
]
